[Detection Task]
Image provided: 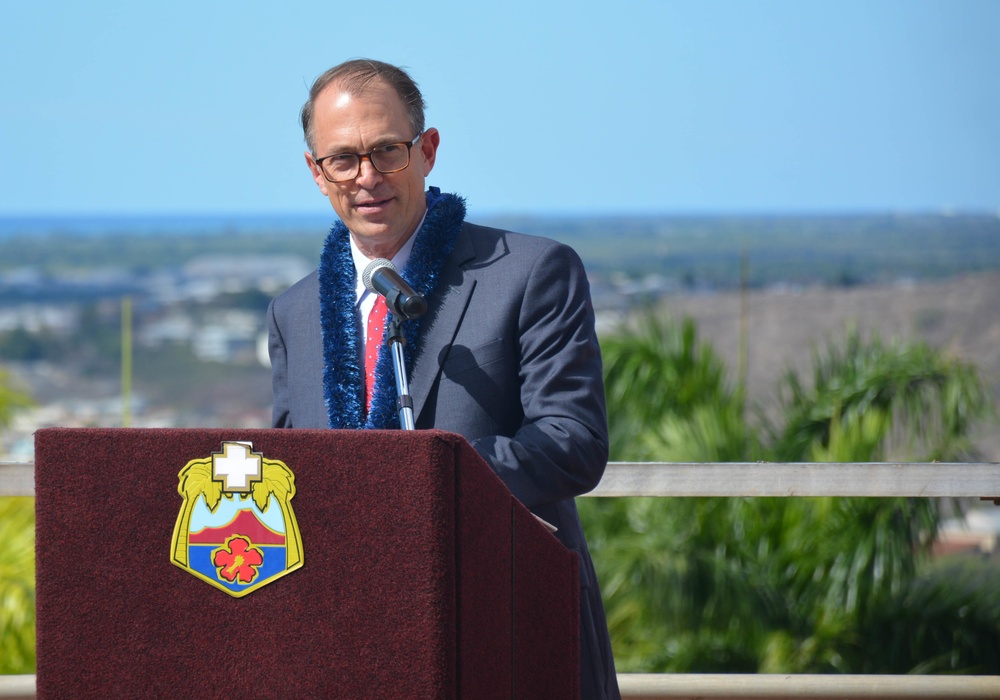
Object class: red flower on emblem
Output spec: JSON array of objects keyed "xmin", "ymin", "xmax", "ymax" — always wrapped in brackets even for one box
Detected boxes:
[{"xmin": 213, "ymin": 536, "xmax": 264, "ymax": 584}]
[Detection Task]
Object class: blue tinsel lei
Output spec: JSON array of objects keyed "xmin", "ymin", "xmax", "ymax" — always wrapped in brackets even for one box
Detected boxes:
[{"xmin": 317, "ymin": 187, "xmax": 466, "ymax": 429}]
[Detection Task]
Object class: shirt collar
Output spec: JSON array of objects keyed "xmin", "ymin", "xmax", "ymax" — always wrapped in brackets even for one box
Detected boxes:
[{"xmin": 349, "ymin": 209, "xmax": 427, "ymax": 305}]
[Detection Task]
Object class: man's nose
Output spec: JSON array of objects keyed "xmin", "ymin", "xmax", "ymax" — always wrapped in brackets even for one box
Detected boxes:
[{"xmin": 355, "ymin": 156, "xmax": 383, "ymax": 188}]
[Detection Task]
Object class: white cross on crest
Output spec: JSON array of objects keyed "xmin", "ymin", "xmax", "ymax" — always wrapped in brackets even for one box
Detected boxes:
[{"xmin": 213, "ymin": 442, "xmax": 262, "ymax": 492}]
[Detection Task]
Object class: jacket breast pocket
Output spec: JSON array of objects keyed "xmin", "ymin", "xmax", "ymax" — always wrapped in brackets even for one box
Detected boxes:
[{"xmin": 441, "ymin": 338, "xmax": 507, "ymax": 379}]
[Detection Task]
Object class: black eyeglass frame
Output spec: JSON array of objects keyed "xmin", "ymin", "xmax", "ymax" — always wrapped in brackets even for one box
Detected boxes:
[{"xmin": 313, "ymin": 132, "xmax": 423, "ymax": 183}]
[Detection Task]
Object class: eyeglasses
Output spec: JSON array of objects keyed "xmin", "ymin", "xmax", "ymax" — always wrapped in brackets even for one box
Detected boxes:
[{"xmin": 313, "ymin": 132, "xmax": 423, "ymax": 183}]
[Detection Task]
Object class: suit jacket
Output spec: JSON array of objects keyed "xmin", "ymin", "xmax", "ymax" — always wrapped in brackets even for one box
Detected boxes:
[{"xmin": 268, "ymin": 220, "xmax": 620, "ymax": 700}]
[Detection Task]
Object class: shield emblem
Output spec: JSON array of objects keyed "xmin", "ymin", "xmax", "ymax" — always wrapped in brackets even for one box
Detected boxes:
[{"xmin": 170, "ymin": 442, "xmax": 303, "ymax": 597}]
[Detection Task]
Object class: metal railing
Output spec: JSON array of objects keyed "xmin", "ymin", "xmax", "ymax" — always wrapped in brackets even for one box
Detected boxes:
[
  {"xmin": 583, "ymin": 461, "xmax": 1000, "ymax": 499},
  {"xmin": 0, "ymin": 462, "xmax": 32, "ymax": 497},
  {"xmin": 3, "ymin": 460, "xmax": 999, "ymax": 699},
  {"xmin": 8, "ymin": 460, "xmax": 999, "ymax": 499}
]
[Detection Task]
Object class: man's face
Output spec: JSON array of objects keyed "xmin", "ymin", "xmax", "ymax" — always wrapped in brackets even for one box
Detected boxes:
[{"xmin": 305, "ymin": 79, "xmax": 439, "ymax": 259}]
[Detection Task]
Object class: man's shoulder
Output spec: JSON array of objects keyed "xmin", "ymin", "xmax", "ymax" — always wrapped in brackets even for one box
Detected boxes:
[
  {"xmin": 271, "ymin": 269, "xmax": 319, "ymax": 311},
  {"xmin": 460, "ymin": 220, "xmax": 574, "ymax": 261},
  {"xmin": 462, "ymin": 220, "xmax": 555, "ymax": 244}
]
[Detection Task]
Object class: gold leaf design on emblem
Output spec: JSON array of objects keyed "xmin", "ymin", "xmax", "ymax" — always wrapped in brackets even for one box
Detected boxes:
[
  {"xmin": 171, "ymin": 458, "xmax": 223, "ymax": 567},
  {"xmin": 184, "ymin": 461, "xmax": 223, "ymax": 512},
  {"xmin": 250, "ymin": 460, "xmax": 302, "ymax": 569},
  {"xmin": 251, "ymin": 462, "xmax": 294, "ymax": 512}
]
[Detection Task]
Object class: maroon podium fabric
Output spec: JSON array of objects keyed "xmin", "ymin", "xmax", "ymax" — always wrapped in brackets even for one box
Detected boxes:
[{"xmin": 34, "ymin": 428, "xmax": 579, "ymax": 699}]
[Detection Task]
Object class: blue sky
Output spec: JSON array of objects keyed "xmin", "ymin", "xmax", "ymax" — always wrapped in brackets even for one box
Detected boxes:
[{"xmin": 2, "ymin": 0, "xmax": 998, "ymax": 218}]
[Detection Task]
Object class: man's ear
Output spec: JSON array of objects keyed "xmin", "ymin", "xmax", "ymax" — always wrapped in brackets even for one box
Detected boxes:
[
  {"xmin": 304, "ymin": 151, "xmax": 331, "ymax": 196},
  {"xmin": 419, "ymin": 128, "xmax": 441, "ymax": 176}
]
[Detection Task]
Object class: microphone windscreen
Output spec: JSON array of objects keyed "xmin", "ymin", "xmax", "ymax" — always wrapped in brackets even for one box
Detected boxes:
[{"xmin": 362, "ymin": 258, "xmax": 396, "ymax": 293}]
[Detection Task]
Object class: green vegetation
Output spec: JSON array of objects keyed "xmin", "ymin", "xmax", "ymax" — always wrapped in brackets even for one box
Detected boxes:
[
  {"xmin": 0, "ymin": 368, "xmax": 34, "ymax": 674},
  {"xmin": 0, "ymin": 367, "xmax": 33, "ymax": 430},
  {"xmin": 0, "ymin": 497, "xmax": 35, "ymax": 674},
  {"xmin": 1, "ymin": 212, "xmax": 998, "ymax": 675},
  {"xmin": 0, "ymin": 316, "xmax": 997, "ymax": 676},
  {"xmin": 583, "ymin": 312, "xmax": 999, "ymax": 673}
]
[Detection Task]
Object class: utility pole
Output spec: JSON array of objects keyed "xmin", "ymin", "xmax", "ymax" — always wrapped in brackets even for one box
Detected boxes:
[{"xmin": 737, "ymin": 248, "xmax": 749, "ymax": 417}]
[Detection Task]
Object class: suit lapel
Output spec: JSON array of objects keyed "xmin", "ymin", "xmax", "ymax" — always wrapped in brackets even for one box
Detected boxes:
[{"xmin": 409, "ymin": 226, "xmax": 478, "ymax": 423}]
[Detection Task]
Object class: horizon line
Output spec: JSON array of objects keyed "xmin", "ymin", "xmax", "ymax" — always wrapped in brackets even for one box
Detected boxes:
[{"xmin": 1, "ymin": 207, "xmax": 999, "ymax": 224}]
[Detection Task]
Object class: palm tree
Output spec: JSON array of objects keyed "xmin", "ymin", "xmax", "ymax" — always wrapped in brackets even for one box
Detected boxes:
[
  {"xmin": 600, "ymin": 311, "xmax": 757, "ymax": 462},
  {"xmin": 770, "ymin": 330, "xmax": 993, "ymax": 463},
  {"xmin": 759, "ymin": 330, "xmax": 997, "ymax": 673},
  {"xmin": 583, "ymin": 315, "xmax": 998, "ymax": 673}
]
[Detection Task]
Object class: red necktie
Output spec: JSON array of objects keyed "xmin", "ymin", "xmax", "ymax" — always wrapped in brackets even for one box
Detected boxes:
[{"xmin": 365, "ymin": 295, "xmax": 388, "ymax": 412}]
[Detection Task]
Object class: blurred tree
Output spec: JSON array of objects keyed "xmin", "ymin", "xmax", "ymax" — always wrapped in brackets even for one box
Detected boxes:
[
  {"xmin": 601, "ymin": 312, "xmax": 758, "ymax": 463},
  {"xmin": 0, "ymin": 366, "xmax": 36, "ymax": 673},
  {"xmin": 0, "ymin": 365, "xmax": 34, "ymax": 439},
  {"xmin": 582, "ymin": 313, "xmax": 999, "ymax": 674},
  {"xmin": 771, "ymin": 330, "xmax": 993, "ymax": 463},
  {"xmin": 0, "ymin": 497, "xmax": 35, "ymax": 674}
]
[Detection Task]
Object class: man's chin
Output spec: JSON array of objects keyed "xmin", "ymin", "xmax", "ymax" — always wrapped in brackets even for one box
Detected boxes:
[
  {"xmin": 348, "ymin": 223, "xmax": 409, "ymax": 258},
  {"xmin": 350, "ymin": 220, "xmax": 395, "ymax": 239}
]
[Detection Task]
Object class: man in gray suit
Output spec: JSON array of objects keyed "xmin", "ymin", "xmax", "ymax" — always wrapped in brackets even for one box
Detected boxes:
[{"xmin": 268, "ymin": 58, "xmax": 619, "ymax": 700}]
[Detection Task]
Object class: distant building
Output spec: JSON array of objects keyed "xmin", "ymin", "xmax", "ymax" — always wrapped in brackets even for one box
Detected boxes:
[
  {"xmin": 190, "ymin": 310, "xmax": 261, "ymax": 363},
  {"xmin": 0, "ymin": 304, "xmax": 78, "ymax": 333}
]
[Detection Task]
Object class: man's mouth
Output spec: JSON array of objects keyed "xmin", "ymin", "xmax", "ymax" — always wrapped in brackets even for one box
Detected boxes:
[{"xmin": 355, "ymin": 197, "xmax": 392, "ymax": 210}]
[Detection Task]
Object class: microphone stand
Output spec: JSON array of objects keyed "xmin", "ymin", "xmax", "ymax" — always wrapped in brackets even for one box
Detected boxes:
[{"xmin": 385, "ymin": 315, "xmax": 415, "ymax": 430}]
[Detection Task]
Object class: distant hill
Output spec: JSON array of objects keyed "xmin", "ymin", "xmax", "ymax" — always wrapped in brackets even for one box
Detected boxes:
[{"xmin": 657, "ymin": 271, "xmax": 1000, "ymax": 461}]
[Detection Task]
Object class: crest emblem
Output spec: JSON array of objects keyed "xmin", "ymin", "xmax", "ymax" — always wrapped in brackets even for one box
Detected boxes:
[{"xmin": 170, "ymin": 442, "xmax": 303, "ymax": 597}]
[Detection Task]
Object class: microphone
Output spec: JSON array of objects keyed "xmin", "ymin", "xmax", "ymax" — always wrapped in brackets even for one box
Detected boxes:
[{"xmin": 362, "ymin": 258, "xmax": 428, "ymax": 320}]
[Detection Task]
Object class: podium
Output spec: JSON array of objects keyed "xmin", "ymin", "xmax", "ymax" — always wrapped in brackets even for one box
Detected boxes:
[{"xmin": 34, "ymin": 428, "xmax": 579, "ymax": 699}]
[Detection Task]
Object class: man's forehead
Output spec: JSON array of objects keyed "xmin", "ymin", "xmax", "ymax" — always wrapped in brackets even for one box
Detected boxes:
[
  {"xmin": 313, "ymin": 83, "xmax": 409, "ymax": 147},
  {"xmin": 331, "ymin": 90, "xmax": 353, "ymax": 109},
  {"xmin": 317, "ymin": 76, "xmax": 396, "ymax": 106}
]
